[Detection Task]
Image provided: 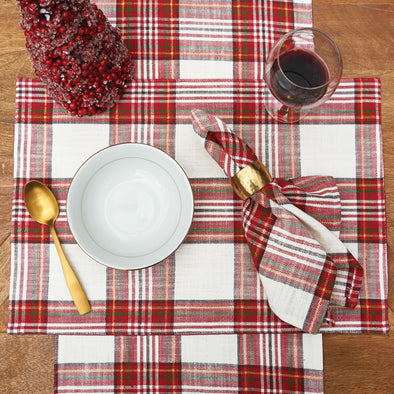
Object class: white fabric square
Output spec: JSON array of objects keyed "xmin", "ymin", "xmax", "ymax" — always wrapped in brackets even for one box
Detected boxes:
[
  {"xmin": 174, "ymin": 243, "xmax": 234, "ymax": 300},
  {"xmin": 302, "ymin": 334, "xmax": 323, "ymax": 370},
  {"xmin": 260, "ymin": 275, "xmax": 314, "ymax": 330},
  {"xmin": 47, "ymin": 244, "xmax": 107, "ymax": 301},
  {"xmin": 51, "ymin": 123, "xmax": 110, "ymax": 178},
  {"xmin": 181, "ymin": 334, "xmax": 238, "ymax": 364},
  {"xmin": 179, "ymin": 60, "xmax": 233, "ymax": 79},
  {"xmin": 299, "ymin": 124, "xmax": 356, "ymax": 178},
  {"xmin": 57, "ymin": 335, "xmax": 115, "ymax": 364},
  {"xmin": 175, "ymin": 123, "xmax": 226, "ymax": 178}
]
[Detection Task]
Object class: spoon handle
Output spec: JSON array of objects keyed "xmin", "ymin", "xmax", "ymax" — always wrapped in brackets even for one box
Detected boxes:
[{"xmin": 50, "ymin": 225, "xmax": 91, "ymax": 315}]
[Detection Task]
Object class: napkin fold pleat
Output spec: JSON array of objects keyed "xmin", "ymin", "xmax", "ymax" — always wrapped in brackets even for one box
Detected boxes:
[{"xmin": 191, "ymin": 109, "xmax": 363, "ymax": 334}]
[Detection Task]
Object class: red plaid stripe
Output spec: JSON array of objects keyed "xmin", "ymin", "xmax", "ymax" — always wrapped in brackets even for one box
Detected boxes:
[
  {"xmin": 304, "ymin": 258, "xmax": 336, "ymax": 333},
  {"xmin": 276, "ymin": 176, "xmax": 342, "ymax": 232},
  {"xmin": 15, "ymin": 79, "xmax": 382, "ymax": 125},
  {"xmin": 234, "ymin": 80, "xmax": 269, "ymax": 126},
  {"xmin": 109, "ymin": 80, "xmax": 178, "ymax": 124},
  {"xmin": 234, "ymin": 300, "xmax": 286, "ymax": 331},
  {"xmin": 232, "ymin": 1, "xmax": 266, "ymax": 79},
  {"xmin": 241, "ymin": 199, "xmax": 276, "ymax": 265},
  {"xmin": 106, "ymin": 300, "xmax": 175, "ymax": 335},
  {"xmin": 313, "ymin": 257, "xmax": 337, "ymax": 303},
  {"xmin": 14, "ymin": 177, "xmax": 246, "ymax": 245},
  {"xmin": 334, "ymin": 179, "xmax": 385, "ymax": 244},
  {"xmin": 106, "ymin": 300, "xmax": 291, "ymax": 333},
  {"xmin": 120, "ymin": 0, "xmax": 180, "ymax": 78},
  {"xmin": 354, "ymin": 78, "xmax": 381, "ymax": 125},
  {"xmin": 356, "ymin": 178, "xmax": 387, "ymax": 243},
  {"xmin": 357, "ymin": 299, "xmax": 389, "ymax": 332},
  {"xmin": 8, "ymin": 301, "xmax": 48, "ymax": 333},
  {"xmin": 15, "ymin": 79, "xmax": 53, "ymax": 125},
  {"xmin": 14, "ymin": 298, "xmax": 386, "ymax": 335},
  {"xmin": 115, "ymin": 362, "xmax": 183, "ymax": 393},
  {"xmin": 187, "ymin": 179, "xmax": 245, "ymax": 243},
  {"xmin": 238, "ymin": 364, "xmax": 314, "ymax": 393},
  {"xmin": 232, "ymin": 1, "xmax": 302, "ymax": 79},
  {"xmin": 327, "ymin": 299, "xmax": 388, "ymax": 333},
  {"xmin": 12, "ymin": 179, "xmax": 42, "ymax": 245},
  {"xmin": 8, "ymin": 296, "xmax": 388, "ymax": 335}
]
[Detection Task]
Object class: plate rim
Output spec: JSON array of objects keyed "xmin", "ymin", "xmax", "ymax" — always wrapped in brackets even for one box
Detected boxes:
[{"xmin": 67, "ymin": 142, "xmax": 194, "ymax": 270}]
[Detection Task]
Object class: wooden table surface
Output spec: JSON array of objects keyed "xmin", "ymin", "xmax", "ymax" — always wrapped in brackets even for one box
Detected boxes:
[{"xmin": 0, "ymin": 0, "xmax": 393, "ymax": 392}]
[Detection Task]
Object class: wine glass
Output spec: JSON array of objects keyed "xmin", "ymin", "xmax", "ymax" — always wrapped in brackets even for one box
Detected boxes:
[{"xmin": 264, "ymin": 28, "xmax": 342, "ymax": 123}]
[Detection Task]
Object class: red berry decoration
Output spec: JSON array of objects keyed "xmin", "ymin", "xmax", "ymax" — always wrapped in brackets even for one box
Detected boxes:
[{"xmin": 18, "ymin": 0, "xmax": 134, "ymax": 116}]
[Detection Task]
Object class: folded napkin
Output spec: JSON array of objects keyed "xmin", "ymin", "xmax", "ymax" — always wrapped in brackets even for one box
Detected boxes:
[{"xmin": 191, "ymin": 109, "xmax": 363, "ymax": 334}]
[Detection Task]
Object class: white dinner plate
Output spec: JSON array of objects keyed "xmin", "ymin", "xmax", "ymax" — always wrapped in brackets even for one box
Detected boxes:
[{"xmin": 67, "ymin": 143, "xmax": 194, "ymax": 270}]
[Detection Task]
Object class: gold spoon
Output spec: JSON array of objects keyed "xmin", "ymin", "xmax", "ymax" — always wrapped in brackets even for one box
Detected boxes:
[{"xmin": 24, "ymin": 180, "xmax": 91, "ymax": 315}]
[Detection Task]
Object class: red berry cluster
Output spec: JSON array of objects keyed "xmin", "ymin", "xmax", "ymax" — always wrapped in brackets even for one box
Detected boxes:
[{"xmin": 18, "ymin": 0, "xmax": 134, "ymax": 116}]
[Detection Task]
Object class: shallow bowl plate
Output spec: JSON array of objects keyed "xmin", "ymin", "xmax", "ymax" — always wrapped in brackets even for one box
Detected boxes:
[{"xmin": 67, "ymin": 143, "xmax": 194, "ymax": 270}]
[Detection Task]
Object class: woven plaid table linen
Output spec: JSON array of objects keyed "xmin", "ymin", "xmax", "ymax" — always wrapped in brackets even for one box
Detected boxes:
[
  {"xmin": 55, "ymin": 333, "xmax": 323, "ymax": 393},
  {"xmin": 96, "ymin": 0, "xmax": 312, "ymax": 80},
  {"xmin": 8, "ymin": 1, "xmax": 388, "ymax": 392},
  {"xmin": 9, "ymin": 77, "xmax": 388, "ymax": 335},
  {"xmin": 191, "ymin": 109, "xmax": 363, "ymax": 334}
]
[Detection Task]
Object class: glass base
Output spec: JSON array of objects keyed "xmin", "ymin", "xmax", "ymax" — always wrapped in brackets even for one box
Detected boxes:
[{"xmin": 263, "ymin": 87, "xmax": 308, "ymax": 123}]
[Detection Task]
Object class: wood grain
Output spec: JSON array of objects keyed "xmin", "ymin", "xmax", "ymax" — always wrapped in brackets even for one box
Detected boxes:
[
  {"xmin": 0, "ymin": 0, "xmax": 393, "ymax": 392},
  {"xmin": 0, "ymin": 334, "xmax": 55, "ymax": 394},
  {"xmin": 313, "ymin": 2, "xmax": 394, "ymax": 392}
]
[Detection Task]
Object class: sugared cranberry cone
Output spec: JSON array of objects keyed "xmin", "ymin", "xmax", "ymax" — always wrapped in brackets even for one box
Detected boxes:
[{"xmin": 18, "ymin": 0, "xmax": 134, "ymax": 116}]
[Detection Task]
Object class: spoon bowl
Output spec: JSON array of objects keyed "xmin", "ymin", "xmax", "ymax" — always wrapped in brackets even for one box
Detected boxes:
[
  {"xmin": 24, "ymin": 180, "xmax": 59, "ymax": 226},
  {"xmin": 24, "ymin": 180, "xmax": 91, "ymax": 315}
]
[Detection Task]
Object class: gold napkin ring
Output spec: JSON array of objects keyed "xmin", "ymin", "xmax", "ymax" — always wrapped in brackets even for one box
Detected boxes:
[{"xmin": 230, "ymin": 160, "xmax": 272, "ymax": 200}]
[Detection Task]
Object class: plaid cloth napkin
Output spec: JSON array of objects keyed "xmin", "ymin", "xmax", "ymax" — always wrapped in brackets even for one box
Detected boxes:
[
  {"xmin": 191, "ymin": 109, "xmax": 363, "ymax": 334},
  {"xmin": 55, "ymin": 333, "xmax": 324, "ymax": 393},
  {"xmin": 9, "ymin": 78, "xmax": 388, "ymax": 335}
]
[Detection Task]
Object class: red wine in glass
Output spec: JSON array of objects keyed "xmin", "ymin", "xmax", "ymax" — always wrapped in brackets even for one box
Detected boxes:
[
  {"xmin": 264, "ymin": 28, "xmax": 342, "ymax": 123},
  {"xmin": 268, "ymin": 49, "xmax": 330, "ymax": 107}
]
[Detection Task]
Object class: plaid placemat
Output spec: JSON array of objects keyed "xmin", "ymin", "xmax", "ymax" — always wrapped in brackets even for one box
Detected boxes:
[
  {"xmin": 96, "ymin": 0, "xmax": 312, "ymax": 79},
  {"xmin": 9, "ymin": 77, "xmax": 388, "ymax": 335},
  {"xmin": 55, "ymin": 333, "xmax": 324, "ymax": 393}
]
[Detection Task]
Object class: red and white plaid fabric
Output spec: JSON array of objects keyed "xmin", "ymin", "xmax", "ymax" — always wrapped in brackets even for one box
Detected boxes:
[
  {"xmin": 9, "ymin": 78, "xmax": 388, "ymax": 335},
  {"xmin": 55, "ymin": 333, "xmax": 324, "ymax": 393},
  {"xmin": 8, "ymin": 0, "xmax": 389, "ymax": 392},
  {"xmin": 191, "ymin": 109, "xmax": 363, "ymax": 334},
  {"xmin": 101, "ymin": 0, "xmax": 312, "ymax": 79}
]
